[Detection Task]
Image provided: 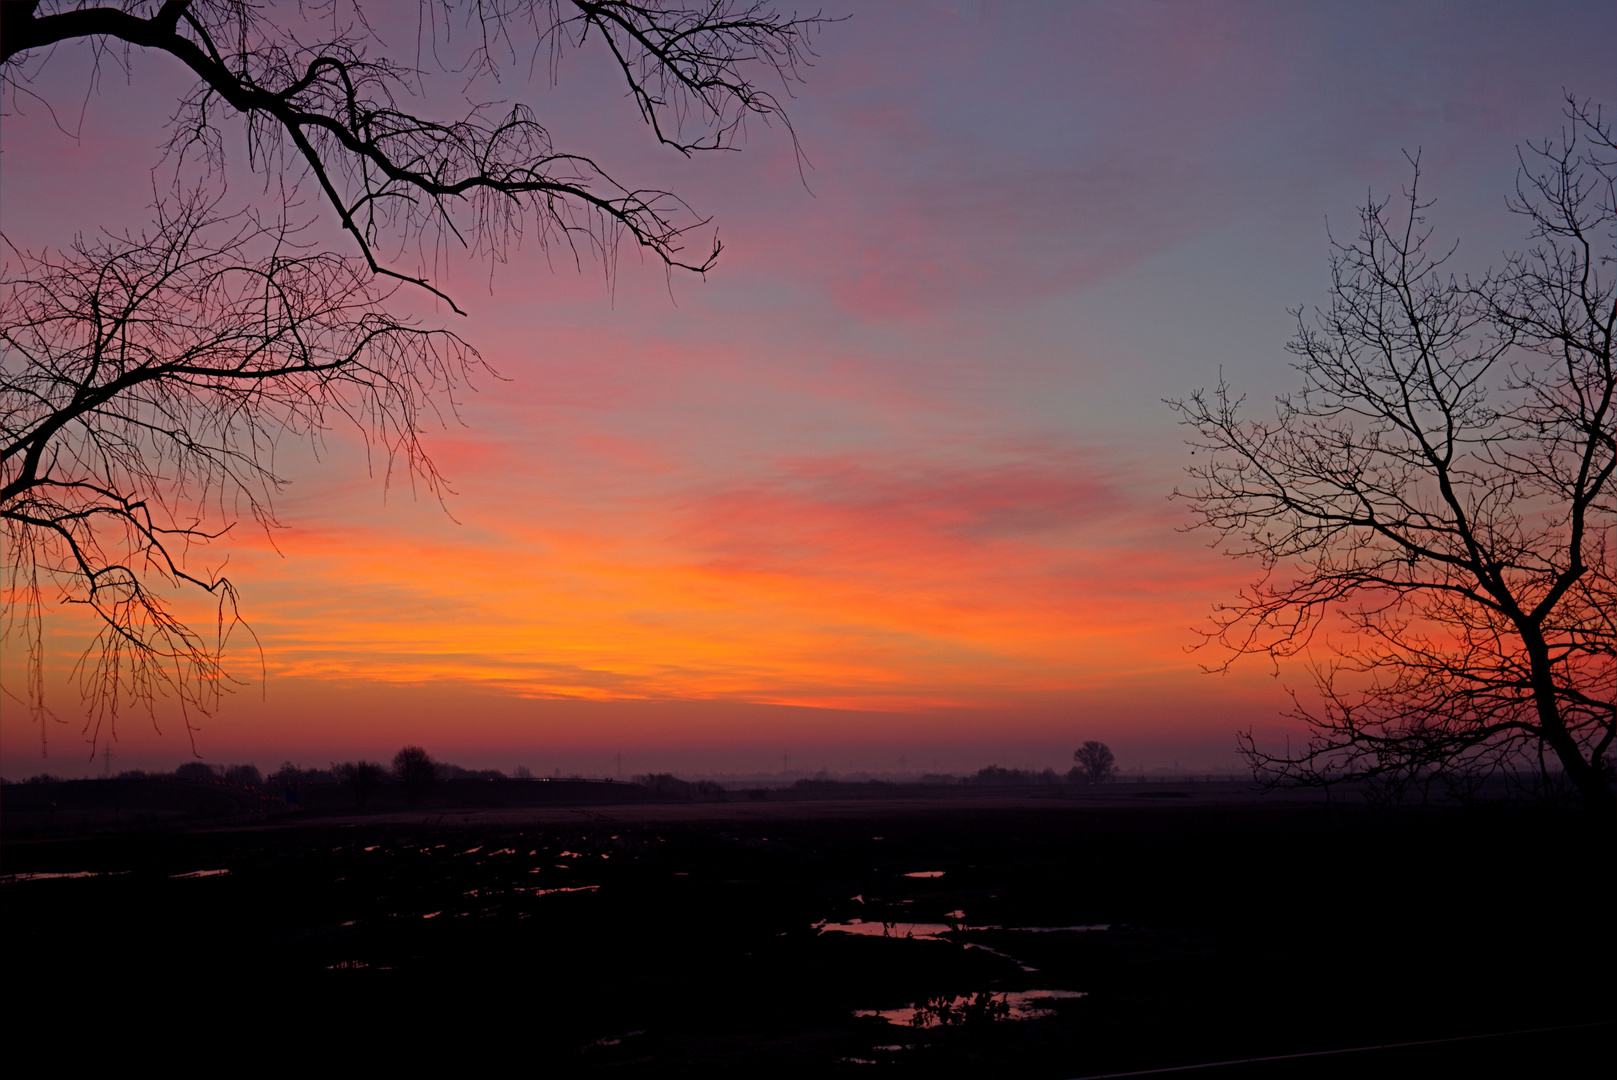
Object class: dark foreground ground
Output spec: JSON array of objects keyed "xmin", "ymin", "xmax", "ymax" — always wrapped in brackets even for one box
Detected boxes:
[{"xmin": 3, "ymin": 786, "xmax": 1611, "ymax": 1075}]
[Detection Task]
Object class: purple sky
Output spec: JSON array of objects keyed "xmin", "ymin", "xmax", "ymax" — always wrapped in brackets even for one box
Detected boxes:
[{"xmin": 3, "ymin": 1, "xmax": 1613, "ymax": 777}]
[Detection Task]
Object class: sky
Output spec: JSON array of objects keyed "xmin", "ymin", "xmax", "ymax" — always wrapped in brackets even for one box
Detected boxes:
[{"xmin": 2, "ymin": 1, "xmax": 1614, "ymax": 778}]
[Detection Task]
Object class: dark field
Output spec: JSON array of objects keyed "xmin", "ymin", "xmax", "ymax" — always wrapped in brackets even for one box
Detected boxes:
[{"xmin": 3, "ymin": 782, "xmax": 1611, "ymax": 1074}]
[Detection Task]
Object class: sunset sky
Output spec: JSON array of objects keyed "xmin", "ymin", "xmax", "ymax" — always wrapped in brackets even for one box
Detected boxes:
[{"xmin": 3, "ymin": 1, "xmax": 1613, "ymax": 778}]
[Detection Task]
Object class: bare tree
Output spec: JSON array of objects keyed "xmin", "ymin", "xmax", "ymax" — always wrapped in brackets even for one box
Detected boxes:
[
  {"xmin": 1072, "ymin": 740, "xmax": 1114, "ymax": 784},
  {"xmin": 339, "ymin": 759, "xmax": 383, "ymax": 809},
  {"xmin": 1171, "ymin": 97, "xmax": 1616, "ymax": 815},
  {"xmin": 1, "ymin": 2, "xmax": 829, "ymax": 754}
]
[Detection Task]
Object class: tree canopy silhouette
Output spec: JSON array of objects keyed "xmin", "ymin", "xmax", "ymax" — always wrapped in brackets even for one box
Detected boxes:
[
  {"xmin": 1, "ymin": 1, "xmax": 829, "ymax": 754},
  {"xmin": 392, "ymin": 745, "xmax": 436, "ymax": 807},
  {"xmin": 1172, "ymin": 97, "xmax": 1616, "ymax": 814},
  {"xmin": 1072, "ymin": 741, "xmax": 1114, "ymax": 784}
]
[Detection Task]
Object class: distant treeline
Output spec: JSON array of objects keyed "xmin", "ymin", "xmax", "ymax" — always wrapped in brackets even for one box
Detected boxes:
[
  {"xmin": 10, "ymin": 757, "xmax": 511, "ymax": 788},
  {"xmin": 14, "ymin": 763, "xmax": 269, "ymax": 786},
  {"xmin": 9, "ymin": 761, "xmax": 1114, "ymax": 790},
  {"xmin": 933, "ymin": 766, "xmax": 1081, "ymax": 786}
]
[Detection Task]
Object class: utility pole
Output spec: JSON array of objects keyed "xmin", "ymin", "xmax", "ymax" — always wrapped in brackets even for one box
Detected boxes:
[{"xmin": 615, "ymin": 750, "xmax": 623, "ymax": 778}]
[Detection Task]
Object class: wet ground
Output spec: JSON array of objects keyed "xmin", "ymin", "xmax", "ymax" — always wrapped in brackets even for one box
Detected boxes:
[{"xmin": 3, "ymin": 795, "xmax": 1610, "ymax": 1073}]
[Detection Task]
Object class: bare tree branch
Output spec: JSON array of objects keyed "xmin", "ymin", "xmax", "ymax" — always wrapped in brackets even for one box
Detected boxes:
[
  {"xmin": 2, "ymin": 2, "xmax": 830, "ymax": 308},
  {"xmin": 2, "ymin": 192, "xmax": 487, "ymax": 751}
]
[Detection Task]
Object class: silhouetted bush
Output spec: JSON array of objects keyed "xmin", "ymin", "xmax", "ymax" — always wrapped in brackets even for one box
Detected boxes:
[
  {"xmin": 910, "ymin": 991, "xmax": 1011, "ymax": 1027},
  {"xmin": 437, "ymin": 763, "xmax": 506, "ymax": 780},
  {"xmin": 970, "ymin": 766, "xmax": 1060, "ymax": 785},
  {"xmin": 792, "ymin": 778, "xmax": 894, "ymax": 792},
  {"xmin": 223, "ymin": 764, "xmax": 262, "ymax": 786},
  {"xmin": 394, "ymin": 746, "xmax": 437, "ymax": 807},
  {"xmin": 174, "ymin": 762, "xmax": 218, "ymax": 781},
  {"xmin": 638, "ymin": 773, "xmax": 724, "ymax": 799}
]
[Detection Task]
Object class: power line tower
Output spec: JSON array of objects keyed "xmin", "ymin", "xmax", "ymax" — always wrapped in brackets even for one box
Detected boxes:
[
  {"xmin": 615, "ymin": 750, "xmax": 623, "ymax": 778},
  {"xmin": 100, "ymin": 744, "xmax": 114, "ymax": 779}
]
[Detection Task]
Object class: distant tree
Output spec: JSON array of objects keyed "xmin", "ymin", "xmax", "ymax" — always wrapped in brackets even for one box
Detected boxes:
[
  {"xmin": 222, "ymin": 763, "xmax": 262, "ymax": 786},
  {"xmin": 514, "ymin": 765, "xmax": 534, "ymax": 780},
  {"xmin": 339, "ymin": 761, "xmax": 383, "ymax": 810},
  {"xmin": 1073, "ymin": 742, "xmax": 1116, "ymax": 784},
  {"xmin": 173, "ymin": 761, "xmax": 217, "ymax": 781},
  {"xmin": 393, "ymin": 746, "xmax": 437, "ymax": 808}
]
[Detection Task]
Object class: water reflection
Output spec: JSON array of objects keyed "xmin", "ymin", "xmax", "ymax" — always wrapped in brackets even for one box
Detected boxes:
[{"xmin": 816, "ymin": 919, "xmax": 1110, "ymax": 940}]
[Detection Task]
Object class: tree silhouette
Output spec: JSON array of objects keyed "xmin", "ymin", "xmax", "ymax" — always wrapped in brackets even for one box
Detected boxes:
[
  {"xmin": 2, "ymin": 2, "xmax": 829, "ymax": 753},
  {"xmin": 1172, "ymin": 97, "xmax": 1616, "ymax": 814},
  {"xmin": 393, "ymin": 745, "xmax": 436, "ymax": 808},
  {"xmin": 1073, "ymin": 741, "xmax": 1115, "ymax": 784}
]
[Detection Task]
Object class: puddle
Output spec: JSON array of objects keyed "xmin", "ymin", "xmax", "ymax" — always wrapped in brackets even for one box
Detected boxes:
[
  {"xmin": 817, "ymin": 918, "xmax": 1109, "ymax": 971},
  {"xmin": 2, "ymin": 871, "xmax": 128, "ymax": 882},
  {"xmin": 856, "ymin": 989, "xmax": 1087, "ymax": 1027},
  {"xmin": 816, "ymin": 919, "xmax": 953, "ymax": 941},
  {"xmin": 955, "ymin": 923, "xmax": 1112, "ymax": 934},
  {"xmin": 170, "ymin": 869, "xmax": 230, "ymax": 879},
  {"xmin": 526, "ymin": 885, "xmax": 600, "ymax": 897},
  {"xmin": 817, "ymin": 919, "xmax": 1108, "ymax": 941},
  {"xmin": 902, "ymin": 871, "xmax": 945, "ymax": 878},
  {"xmin": 587, "ymin": 1029, "xmax": 646, "ymax": 1049}
]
